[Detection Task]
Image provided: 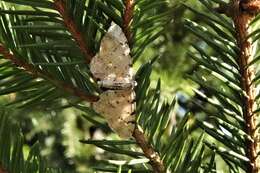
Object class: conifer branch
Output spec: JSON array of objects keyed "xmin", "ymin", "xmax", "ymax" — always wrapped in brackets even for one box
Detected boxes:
[
  {"xmin": 230, "ymin": 0, "xmax": 259, "ymax": 172},
  {"xmin": 53, "ymin": 0, "xmax": 94, "ymax": 64},
  {"xmin": 133, "ymin": 126, "xmax": 165, "ymax": 173},
  {"xmin": 122, "ymin": 1, "xmax": 165, "ymax": 172},
  {"xmin": 0, "ymin": 43, "xmax": 99, "ymax": 102}
]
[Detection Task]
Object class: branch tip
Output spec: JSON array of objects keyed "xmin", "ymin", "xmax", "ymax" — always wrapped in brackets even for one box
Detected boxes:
[{"xmin": 123, "ymin": 0, "xmax": 135, "ymax": 43}]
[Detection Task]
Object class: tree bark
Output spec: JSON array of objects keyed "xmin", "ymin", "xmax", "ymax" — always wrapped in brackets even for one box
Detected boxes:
[{"xmin": 231, "ymin": 0, "xmax": 260, "ymax": 172}]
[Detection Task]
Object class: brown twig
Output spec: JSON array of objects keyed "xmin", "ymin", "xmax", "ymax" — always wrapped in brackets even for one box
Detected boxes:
[
  {"xmin": 53, "ymin": 0, "xmax": 94, "ymax": 64},
  {"xmin": 0, "ymin": 43, "xmax": 99, "ymax": 102},
  {"xmin": 230, "ymin": 0, "xmax": 259, "ymax": 172},
  {"xmin": 123, "ymin": 0, "xmax": 135, "ymax": 43},
  {"xmin": 122, "ymin": 0, "xmax": 165, "ymax": 172},
  {"xmin": 133, "ymin": 126, "xmax": 165, "ymax": 173}
]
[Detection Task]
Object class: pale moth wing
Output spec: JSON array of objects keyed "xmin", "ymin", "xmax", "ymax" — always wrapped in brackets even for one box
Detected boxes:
[
  {"xmin": 90, "ymin": 23, "xmax": 135, "ymax": 138},
  {"xmin": 92, "ymin": 90, "xmax": 135, "ymax": 138},
  {"xmin": 90, "ymin": 23, "xmax": 134, "ymax": 89}
]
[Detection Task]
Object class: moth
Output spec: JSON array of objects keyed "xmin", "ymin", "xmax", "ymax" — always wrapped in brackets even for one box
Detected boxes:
[{"xmin": 90, "ymin": 23, "xmax": 136, "ymax": 138}]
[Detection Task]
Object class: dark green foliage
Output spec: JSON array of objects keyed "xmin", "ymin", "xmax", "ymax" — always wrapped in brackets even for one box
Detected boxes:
[
  {"xmin": 185, "ymin": 0, "xmax": 260, "ymax": 172},
  {"xmin": 131, "ymin": 0, "xmax": 171, "ymax": 62},
  {"xmin": 0, "ymin": 109, "xmax": 62, "ymax": 173}
]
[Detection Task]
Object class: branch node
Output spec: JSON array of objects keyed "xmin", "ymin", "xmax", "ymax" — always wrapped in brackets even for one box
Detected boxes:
[{"xmin": 240, "ymin": 0, "xmax": 260, "ymax": 15}]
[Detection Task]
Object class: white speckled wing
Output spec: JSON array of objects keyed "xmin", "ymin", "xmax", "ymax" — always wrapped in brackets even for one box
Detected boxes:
[
  {"xmin": 90, "ymin": 23, "xmax": 134, "ymax": 89},
  {"xmin": 92, "ymin": 90, "xmax": 135, "ymax": 138},
  {"xmin": 90, "ymin": 23, "xmax": 136, "ymax": 138}
]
